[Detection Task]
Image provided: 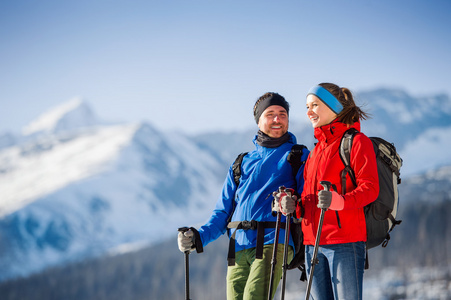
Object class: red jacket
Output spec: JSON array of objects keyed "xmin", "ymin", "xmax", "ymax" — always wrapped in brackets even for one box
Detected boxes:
[{"xmin": 300, "ymin": 119, "xmax": 379, "ymax": 246}]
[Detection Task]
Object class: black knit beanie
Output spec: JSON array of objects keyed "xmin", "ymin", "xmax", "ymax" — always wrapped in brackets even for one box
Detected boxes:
[{"xmin": 253, "ymin": 93, "xmax": 289, "ymax": 124}]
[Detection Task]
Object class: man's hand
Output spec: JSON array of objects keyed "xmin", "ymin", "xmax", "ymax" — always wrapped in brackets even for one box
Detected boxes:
[
  {"xmin": 272, "ymin": 187, "xmax": 297, "ymax": 215},
  {"xmin": 177, "ymin": 229, "xmax": 195, "ymax": 253},
  {"xmin": 280, "ymin": 193, "xmax": 297, "ymax": 215}
]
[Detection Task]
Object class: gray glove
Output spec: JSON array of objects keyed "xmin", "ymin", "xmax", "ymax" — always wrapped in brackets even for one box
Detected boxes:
[
  {"xmin": 280, "ymin": 194, "xmax": 297, "ymax": 215},
  {"xmin": 317, "ymin": 190, "xmax": 332, "ymax": 209},
  {"xmin": 272, "ymin": 191, "xmax": 282, "ymax": 213},
  {"xmin": 272, "ymin": 187, "xmax": 297, "ymax": 215},
  {"xmin": 178, "ymin": 229, "xmax": 195, "ymax": 253}
]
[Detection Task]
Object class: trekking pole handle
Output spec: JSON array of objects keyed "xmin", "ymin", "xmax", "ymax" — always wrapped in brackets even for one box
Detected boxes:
[
  {"xmin": 178, "ymin": 227, "xmax": 189, "ymax": 232},
  {"xmin": 178, "ymin": 226, "xmax": 191, "ymax": 238},
  {"xmin": 271, "ymin": 186, "xmax": 286, "ymax": 217},
  {"xmin": 320, "ymin": 181, "xmax": 331, "ymax": 193}
]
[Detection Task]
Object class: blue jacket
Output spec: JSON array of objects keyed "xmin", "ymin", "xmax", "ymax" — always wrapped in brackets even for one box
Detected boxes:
[{"xmin": 198, "ymin": 132, "xmax": 309, "ymax": 253}]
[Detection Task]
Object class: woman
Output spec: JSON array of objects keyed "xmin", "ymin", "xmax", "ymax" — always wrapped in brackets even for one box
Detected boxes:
[{"xmin": 301, "ymin": 83, "xmax": 379, "ymax": 299}]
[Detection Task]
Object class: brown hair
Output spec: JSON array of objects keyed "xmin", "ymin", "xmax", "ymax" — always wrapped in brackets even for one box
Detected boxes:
[{"xmin": 319, "ymin": 82, "xmax": 370, "ymax": 125}]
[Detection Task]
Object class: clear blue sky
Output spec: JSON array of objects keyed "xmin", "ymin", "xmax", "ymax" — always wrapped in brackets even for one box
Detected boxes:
[{"xmin": 1, "ymin": 0, "xmax": 450, "ymax": 134}]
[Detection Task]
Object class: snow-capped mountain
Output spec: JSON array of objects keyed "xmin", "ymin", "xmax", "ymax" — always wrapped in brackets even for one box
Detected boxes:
[
  {"xmin": 357, "ymin": 89, "xmax": 451, "ymax": 176},
  {"xmin": 399, "ymin": 164, "xmax": 451, "ymax": 203},
  {"xmin": 358, "ymin": 89, "xmax": 451, "ymax": 144},
  {"xmin": 0, "ymin": 89, "xmax": 450, "ymax": 282},
  {"xmin": 0, "ymin": 101, "xmax": 224, "ymax": 280},
  {"xmin": 22, "ymin": 97, "xmax": 102, "ymax": 136}
]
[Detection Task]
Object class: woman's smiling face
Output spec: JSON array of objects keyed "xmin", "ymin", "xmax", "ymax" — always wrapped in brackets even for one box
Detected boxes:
[{"xmin": 306, "ymin": 95, "xmax": 338, "ymax": 128}]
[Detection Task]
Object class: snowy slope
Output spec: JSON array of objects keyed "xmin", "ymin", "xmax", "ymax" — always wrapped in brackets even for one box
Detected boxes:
[
  {"xmin": 400, "ymin": 126, "xmax": 451, "ymax": 176},
  {"xmin": 0, "ymin": 124, "xmax": 139, "ymax": 217},
  {"xmin": 0, "ymin": 102, "xmax": 224, "ymax": 280},
  {"xmin": 359, "ymin": 89, "xmax": 451, "ymax": 144},
  {"xmin": 341, "ymin": 89, "xmax": 451, "ymax": 177},
  {"xmin": 399, "ymin": 164, "xmax": 451, "ymax": 203}
]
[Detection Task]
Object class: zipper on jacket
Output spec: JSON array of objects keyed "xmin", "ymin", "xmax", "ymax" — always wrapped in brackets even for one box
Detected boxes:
[{"xmin": 335, "ymin": 211, "xmax": 341, "ymax": 228}]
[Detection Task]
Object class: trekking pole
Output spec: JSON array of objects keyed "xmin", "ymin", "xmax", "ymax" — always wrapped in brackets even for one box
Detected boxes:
[
  {"xmin": 280, "ymin": 211, "xmax": 291, "ymax": 300},
  {"xmin": 305, "ymin": 181, "xmax": 331, "ymax": 300},
  {"xmin": 268, "ymin": 186, "xmax": 285, "ymax": 300},
  {"xmin": 280, "ymin": 187, "xmax": 295, "ymax": 300},
  {"xmin": 178, "ymin": 227, "xmax": 191, "ymax": 300}
]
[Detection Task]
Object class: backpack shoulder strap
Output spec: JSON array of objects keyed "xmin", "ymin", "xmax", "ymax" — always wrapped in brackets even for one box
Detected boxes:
[
  {"xmin": 287, "ymin": 144, "xmax": 307, "ymax": 179},
  {"xmin": 227, "ymin": 152, "xmax": 248, "ymax": 234},
  {"xmin": 339, "ymin": 128, "xmax": 358, "ymax": 191},
  {"xmin": 232, "ymin": 152, "xmax": 248, "ymax": 187}
]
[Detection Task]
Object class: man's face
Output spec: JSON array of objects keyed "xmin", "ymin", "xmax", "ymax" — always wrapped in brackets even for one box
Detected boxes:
[{"xmin": 257, "ymin": 105, "xmax": 289, "ymax": 138}]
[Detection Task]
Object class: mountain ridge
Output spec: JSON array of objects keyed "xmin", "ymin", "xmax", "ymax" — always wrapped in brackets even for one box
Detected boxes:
[{"xmin": 22, "ymin": 97, "xmax": 103, "ymax": 136}]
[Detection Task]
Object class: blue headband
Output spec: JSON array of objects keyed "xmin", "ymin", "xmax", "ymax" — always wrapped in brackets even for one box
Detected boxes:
[{"xmin": 307, "ymin": 85, "xmax": 343, "ymax": 114}]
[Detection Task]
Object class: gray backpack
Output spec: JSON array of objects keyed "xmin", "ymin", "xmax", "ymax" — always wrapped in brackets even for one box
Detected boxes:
[{"xmin": 339, "ymin": 128, "xmax": 403, "ymax": 252}]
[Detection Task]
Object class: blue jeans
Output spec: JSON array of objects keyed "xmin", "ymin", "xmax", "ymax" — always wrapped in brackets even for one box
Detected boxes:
[{"xmin": 305, "ymin": 242, "xmax": 366, "ymax": 300}]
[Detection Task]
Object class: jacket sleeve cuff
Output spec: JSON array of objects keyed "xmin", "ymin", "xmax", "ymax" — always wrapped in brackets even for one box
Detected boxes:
[
  {"xmin": 329, "ymin": 191, "xmax": 344, "ymax": 211},
  {"xmin": 190, "ymin": 227, "xmax": 204, "ymax": 253}
]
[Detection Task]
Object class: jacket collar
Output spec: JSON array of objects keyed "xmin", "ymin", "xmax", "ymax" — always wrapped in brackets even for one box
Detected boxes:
[
  {"xmin": 253, "ymin": 131, "xmax": 297, "ymax": 154},
  {"xmin": 314, "ymin": 119, "xmax": 361, "ymax": 144}
]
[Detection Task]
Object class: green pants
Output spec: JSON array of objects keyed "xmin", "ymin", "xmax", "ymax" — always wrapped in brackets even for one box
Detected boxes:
[{"xmin": 226, "ymin": 244, "xmax": 294, "ymax": 300}]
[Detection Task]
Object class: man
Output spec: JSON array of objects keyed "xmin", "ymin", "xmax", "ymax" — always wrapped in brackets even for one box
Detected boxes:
[{"xmin": 177, "ymin": 92, "xmax": 309, "ymax": 300}]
